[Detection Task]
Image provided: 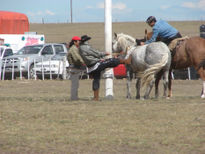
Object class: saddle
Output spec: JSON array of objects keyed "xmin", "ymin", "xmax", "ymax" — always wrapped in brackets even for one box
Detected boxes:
[{"xmin": 168, "ymin": 36, "xmax": 189, "ymax": 56}]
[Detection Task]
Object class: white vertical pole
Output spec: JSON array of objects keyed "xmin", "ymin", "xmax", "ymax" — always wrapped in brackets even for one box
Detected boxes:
[
  {"xmin": 41, "ymin": 57, "xmax": 44, "ymax": 80},
  {"xmin": 57, "ymin": 60, "xmax": 61, "ymax": 79},
  {"xmin": 34, "ymin": 59, "xmax": 37, "ymax": 80},
  {"xmin": 62, "ymin": 56, "xmax": 67, "ymax": 80},
  {"xmin": 104, "ymin": 0, "xmax": 113, "ymax": 99},
  {"xmin": 19, "ymin": 59, "xmax": 22, "ymax": 80},
  {"xmin": 27, "ymin": 58, "xmax": 30, "ymax": 80},
  {"xmin": 188, "ymin": 67, "xmax": 191, "ymax": 80},
  {"xmin": 2, "ymin": 58, "xmax": 7, "ymax": 81},
  {"xmin": 12, "ymin": 58, "xmax": 14, "ymax": 80},
  {"xmin": 0, "ymin": 53, "xmax": 1, "ymax": 80},
  {"xmin": 49, "ymin": 57, "xmax": 52, "ymax": 80}
]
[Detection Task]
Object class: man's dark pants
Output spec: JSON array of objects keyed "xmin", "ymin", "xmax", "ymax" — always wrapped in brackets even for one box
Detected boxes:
[{"xmin": 89, "ymin": 58, "xmax": 120, "ymax": 90}]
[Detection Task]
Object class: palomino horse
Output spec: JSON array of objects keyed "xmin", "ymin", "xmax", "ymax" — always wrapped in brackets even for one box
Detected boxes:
[
  {"xmin": 146, "ymin": 32, "xmax": 205, "ymax": 98},
  {"xmin": 112, "ymin": 33, "xmax": 171, "ymax": 99}
]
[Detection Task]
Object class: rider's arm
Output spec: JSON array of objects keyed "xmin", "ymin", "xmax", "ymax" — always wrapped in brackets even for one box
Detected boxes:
[{"xmin": 145, "ymin": 28, "xmax": 159, "ymax": 44}]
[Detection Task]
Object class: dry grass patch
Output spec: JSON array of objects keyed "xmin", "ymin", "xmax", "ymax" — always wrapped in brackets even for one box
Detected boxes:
[{"xmin": 0, "ymin": 80, "xmax": 205, "ymax": 153}]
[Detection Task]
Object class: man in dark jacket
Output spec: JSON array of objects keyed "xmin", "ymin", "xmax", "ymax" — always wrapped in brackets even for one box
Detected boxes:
[{"xmin": 79, "ymin": 35, "xmax": 120, "ymax": 101}]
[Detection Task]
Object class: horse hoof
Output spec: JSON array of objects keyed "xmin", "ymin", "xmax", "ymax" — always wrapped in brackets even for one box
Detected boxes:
[
  {"xmin": 201, "ymin": 94, "xmax": 205, "ymax": 99},
  {"xmin": 126, "ymin": 96, "xmax": 131, "ymax": 99},
  {"xmin": 144, "ymin": 96, "xmax": 149, "ymax": 100},
  {"xmin": 136, "ymin": 96, "xmax": 140, "ymax": 99},
  {"xmin": 155, "ymin": 96, "xmax": 159, "ymax": 99}
]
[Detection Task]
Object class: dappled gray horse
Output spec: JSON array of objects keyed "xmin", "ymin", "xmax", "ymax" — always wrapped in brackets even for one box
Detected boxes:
[{"xmin": 112, "ymin": 33, "xmax": 171, "ymax": 99}]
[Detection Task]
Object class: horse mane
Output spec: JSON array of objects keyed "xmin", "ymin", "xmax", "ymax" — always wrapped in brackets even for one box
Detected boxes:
[{"xmin": 117, "ymin": 33, "xmax": 136, "ymax": 43}]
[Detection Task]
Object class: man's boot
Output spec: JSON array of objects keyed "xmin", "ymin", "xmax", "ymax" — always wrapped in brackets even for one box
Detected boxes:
[
  {"xmin": 119, "ymin": 55, "xmax": 131, "ymax": 64},
  {"xmin": 93, "ymin": 89, "xmax": 99, "ymax": 101}
]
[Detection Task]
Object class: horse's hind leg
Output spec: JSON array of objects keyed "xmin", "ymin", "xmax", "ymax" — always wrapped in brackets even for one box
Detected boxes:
[
  {"xmin": 144, "ymin": 79, "xmax": 155, "ymax": 99},
  {"xmin": 168, "ymin": 69, "xmax": 173, "ymax": 98},
  {"xmin": 155, "ymin": 70, "xmax": 164, "ymax": 98},
  {"xmin": 136, "ymin": 77, "xmax": 141, "ymax": 99},
  {"xmin": 162, "ymin": 70, "xmax": 169, "ymax": 98}
]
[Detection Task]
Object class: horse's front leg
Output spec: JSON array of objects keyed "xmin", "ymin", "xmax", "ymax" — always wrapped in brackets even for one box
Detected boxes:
[
  {"xmin": 126, "ymin": 77, "xmax": 132, "ymax": 99},
  {"xmin": 197, "ymin": 68, "xmax": 205, "ymax": 98},
  {"xmin": 136, "ymin": 77, "xmax": 141, "ymax": 99},
  {"xmin": 126, "ymin": 67, "xmax": 133, "ymax": 99},
  {"xmin": 201, "ymin": 81, "xmax": 205, "ymax": 98}
]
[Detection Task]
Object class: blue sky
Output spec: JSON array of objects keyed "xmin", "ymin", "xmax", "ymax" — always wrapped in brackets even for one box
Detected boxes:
[{"xmin": 1, "ymin": 0, "xmax": 205, "ymax": 23}]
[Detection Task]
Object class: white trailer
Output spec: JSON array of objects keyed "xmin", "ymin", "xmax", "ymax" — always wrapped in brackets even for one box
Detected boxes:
[{"xmin": 0, "ymin": 34, "xmax": 45, "ymax": 53}]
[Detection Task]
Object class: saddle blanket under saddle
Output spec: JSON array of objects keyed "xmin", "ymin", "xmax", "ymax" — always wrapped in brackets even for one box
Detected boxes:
[{"xmin": 168, "ymin": 36, "xmax": 189, "ymax": 51}]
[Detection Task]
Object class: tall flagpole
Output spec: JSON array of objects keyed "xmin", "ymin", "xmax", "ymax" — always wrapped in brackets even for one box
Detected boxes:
[
  {"xmin": 104, "ymin": 0, "xmax": 113, "ymax": 99},
  {"xmin": 70, "ymin": 0, "xmax": 73, "ymax": 23}
]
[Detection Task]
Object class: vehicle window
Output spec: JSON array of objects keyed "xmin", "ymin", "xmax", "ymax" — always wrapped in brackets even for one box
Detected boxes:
[
  {"xmin": 4, "ymin": 49, "xmax": 13, "ymax": 57},
  {"xmin": 54, "ymin": 45, "xmax": 64, "ymax": 54},
  {"xmin": 41, "ymin": 45, "xmax": 53, "ymax": 55},
  {"xmin": 17, "ymin": 45, "xmax": 43, "ymax": 55}
]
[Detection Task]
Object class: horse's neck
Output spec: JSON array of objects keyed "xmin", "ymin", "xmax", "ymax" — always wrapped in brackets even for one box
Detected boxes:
[
  {"xmin": 119, "ymin": 34, "xmax": 136, "ymax": 58},
  {"xmin": 125, "ymin": 46, "xmax": 136, "ymax": 59}
]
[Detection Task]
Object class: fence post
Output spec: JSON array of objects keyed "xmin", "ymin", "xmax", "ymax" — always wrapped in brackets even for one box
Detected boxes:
[
  {"xmin": 12, "ymin": 58, "xmax": 15, "ymax": 80},
  {"xmin": 19, "ymin": 59, "xmax": 22, "ymax": 80},
  {"xmin": 27, "ymin": 58, "xmax": 30, "ymax": 80},
  {"xmin": 34, "ymin": 58, "xmax": 37, "ymax": 80},
  {"xmin": 188, "ymin": 67, "xmax": 191, "ymax": 80},
  {"xmin": 49, "ymin": 57, "xmax": 52, "ymax": 80},
  {"xmin": 57, "ymin": 60, "xmax": 61, "ymax": 79},
  {"xmin": 0, "ymin": 59, "xmax": 2, "ymax": 80},
  {"xmin": 41, "ymin": 57, "xmax": 44, "ymax": 80},
  {"xmin": 171, "ymin": 71, "xmax": 174, "ymax": 80},
  {"xmin": 62, "ymin": 56, "xmax": 66, "ymax": 80},
  {"xmin": 2, "ymin": 58, "xmax": 7, "ymax": 81}
]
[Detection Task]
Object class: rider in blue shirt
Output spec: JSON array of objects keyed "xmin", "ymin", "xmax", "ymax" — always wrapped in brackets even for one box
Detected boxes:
[{"xmin": 142, "ymin": 16, "xmax": 182, "ymax": 45}]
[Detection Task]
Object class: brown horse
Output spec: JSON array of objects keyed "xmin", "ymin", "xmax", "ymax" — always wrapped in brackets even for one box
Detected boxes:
[{"xmin": 146, "ymin": 31, "xmax": 205, "ymax": 98}]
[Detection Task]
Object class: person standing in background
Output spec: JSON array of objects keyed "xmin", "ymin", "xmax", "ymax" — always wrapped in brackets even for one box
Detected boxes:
[{"xmin": 67, "ymin": 36, "xmax": 85, "ymax": 100}]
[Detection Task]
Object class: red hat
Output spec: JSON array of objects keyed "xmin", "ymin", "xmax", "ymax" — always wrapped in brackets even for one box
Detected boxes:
[{"xmin": 72, "ymin": 36, "xmax": 81, "ymax": 41}]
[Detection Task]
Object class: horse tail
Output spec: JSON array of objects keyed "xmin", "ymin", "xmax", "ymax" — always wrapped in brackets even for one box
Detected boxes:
[{"xmin": 141, "ymin": 52, "xmax": 169, "ymax": 88}]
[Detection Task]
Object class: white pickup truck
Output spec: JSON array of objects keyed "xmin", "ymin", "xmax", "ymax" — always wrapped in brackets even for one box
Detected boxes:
[{"xmin": 2, "ymin": 43, "xmax": 67, "ymax": 79}]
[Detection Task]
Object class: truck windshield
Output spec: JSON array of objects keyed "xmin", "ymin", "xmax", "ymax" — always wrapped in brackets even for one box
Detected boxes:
[{"xmin": 17, "ymin": 45, "xmax": 44, "ymax": 55}]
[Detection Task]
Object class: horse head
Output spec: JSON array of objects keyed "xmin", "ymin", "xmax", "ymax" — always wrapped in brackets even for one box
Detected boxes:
[{"xmin": 112, "ymin": 33, "xmax": 136, "ymax": 55}]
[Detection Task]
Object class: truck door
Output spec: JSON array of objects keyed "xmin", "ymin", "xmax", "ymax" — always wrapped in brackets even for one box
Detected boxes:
[{"xmin": 41, "ymin": 45, "xmax": 54, "ymax": 60}]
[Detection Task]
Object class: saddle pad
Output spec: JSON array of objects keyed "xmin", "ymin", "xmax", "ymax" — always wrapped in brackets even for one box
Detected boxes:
[{"xmin": 168, "ymin": 36, "xmax": 189, "ymax": 51}]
